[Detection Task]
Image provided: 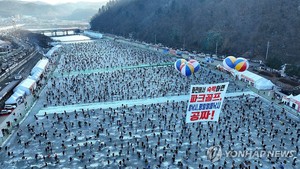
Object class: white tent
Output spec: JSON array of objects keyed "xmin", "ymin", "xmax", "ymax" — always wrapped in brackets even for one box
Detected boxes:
[
  {"xmin": 31, "ymin": 58, "xmax": 49, "ymax": 75},
  {"xmin": 282, "ymin": 94, "xmax": 293, "ymax": 105},
  {"xmin": 235, "ymin": 70, "xmax": 263, "ymax": 83},
  {"xmin": 235, "ymin": 70, "xmax": 275, "ymax": 90},
  {"xmin": 14, "ymin": 89, "xmax": 25, "ymax": 97},
  {"xmin": 290, "ymin": 95, "xmax": 300, "ymax": 112},
  {"xmin": 293, "ymin": 95, "xmax": 300, "ymax": 101},
  {"xmin": 13, "ymin": 78, "xmax": 36, "ymax": 95},
  {"xmin": 5, "ymin": 95, "xmax": 18, "ymax": 105},
  {"xmin": 287, "ymin": 94, "xmax": 294, "ymax": 99},
  {"xmin": 29, "ymin": 69, "xmax": 43, "ymax": 81},
  {"xmin": 5, "ymin": 90, "xmax": 25, "ymax": 105},
  {"xmin": 254, "ymin": 78, "xmax": 275, "ymax": 90},
  {"xmin": 282, "ymin": 94, "xmax": 300, "ymax": 112}
]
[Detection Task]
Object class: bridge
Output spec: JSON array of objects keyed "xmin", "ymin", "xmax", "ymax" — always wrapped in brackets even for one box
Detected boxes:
[{"xmin": 27, "ymin": 27, "xmax": 84, "ymax": 37}]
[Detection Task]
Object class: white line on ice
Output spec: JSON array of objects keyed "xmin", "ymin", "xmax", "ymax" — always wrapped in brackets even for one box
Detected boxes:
[{"xmin": 37, "ymin": 91, "xmax": 257, "ymax": 116}]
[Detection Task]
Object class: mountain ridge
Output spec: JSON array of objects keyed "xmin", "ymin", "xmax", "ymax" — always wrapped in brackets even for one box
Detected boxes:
[
  {"xmin": 90, "ymin": 0, "xmax": 300, "ymax": 64},
  {"xmin": 0, "ymin": 0, "xmax": 104, "ymax": 21}
]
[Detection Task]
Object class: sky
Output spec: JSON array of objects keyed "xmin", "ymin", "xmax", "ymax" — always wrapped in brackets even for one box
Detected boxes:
[{"xmin": 20, "ymin": 0, "xmax": 110, "ymax": 5}]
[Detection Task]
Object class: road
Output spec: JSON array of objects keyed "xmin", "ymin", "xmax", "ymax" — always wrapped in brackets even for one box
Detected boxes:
[
  {"xmin": 0, "ymin": 50, "xmax": 41, "ymax": 89},
  {"xmin": 0, "ymin": 49, "xmax": 42, "ymax": 122}
]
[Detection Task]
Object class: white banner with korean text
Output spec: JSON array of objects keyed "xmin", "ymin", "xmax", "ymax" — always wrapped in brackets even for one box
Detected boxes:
[{"xmin": 186, "ymin": 82, "xmax": 229, "ymax": 123}]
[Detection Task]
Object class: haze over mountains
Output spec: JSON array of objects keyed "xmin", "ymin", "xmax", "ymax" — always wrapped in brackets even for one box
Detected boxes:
[
  {"xmin": 90, "ymin": 0, "xmax": 300, "ymax": 65},
  {"xmin": 0, "ymin": 0, "xmax": 104, "ymax": 21}
]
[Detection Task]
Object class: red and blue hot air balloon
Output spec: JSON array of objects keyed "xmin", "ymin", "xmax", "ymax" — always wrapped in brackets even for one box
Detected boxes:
[
  {"xmin": 174, "ymin": 59, "xmax": 187, "ymax": 72},
  {"xmin": 188, "ymin": 59, "xmax": 200, "ymax": 73},
  {"xmin": 223, "ymin": 56, "xmax": 237, "ymax": 70},
  {"xmin": 180, "ymin": 62, "xmax": 195, "ymax": 77},
  {"xmin": 234, "ymin": 57, "xmax": 249, "ymax": 72}
]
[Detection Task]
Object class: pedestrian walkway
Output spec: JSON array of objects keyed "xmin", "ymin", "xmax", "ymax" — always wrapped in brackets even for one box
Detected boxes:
[
  {"xmin": 52, "ymin": 62, "xmax": 174, "ymax": 77},
  {"xmin": 37, "ymin": 91, "xmax": 257, "ymax": 116}
]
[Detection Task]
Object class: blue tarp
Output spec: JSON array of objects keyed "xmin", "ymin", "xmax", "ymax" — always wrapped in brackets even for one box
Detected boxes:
[{"xmin": 162, "ymin": 48, "xmax": 169, "ymax": 54}]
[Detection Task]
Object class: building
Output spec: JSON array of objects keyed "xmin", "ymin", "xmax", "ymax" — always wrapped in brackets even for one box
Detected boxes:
[{"xmin": 282, "ymin": 94, "xmax": 300, "ymax": 112}]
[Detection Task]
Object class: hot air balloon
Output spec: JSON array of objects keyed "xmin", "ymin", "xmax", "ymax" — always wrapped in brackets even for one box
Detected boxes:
[
  {"xmin": 188, "ymin": 59, "xmax": 200, "ymax": 73},
  {"xmin": 223, "ymin": 56, "xmax": 236, "ymax": 70},
  {"xmin": 234, "ymin": 57, "xmax": 249, "ymax": 72},
  {"xmin": 180, "ymin": 62, "xmax": 195, "ymax": 77},
  {"xmin": 174, "ymin": 59, "xmax": 187, "ymax": 72}
]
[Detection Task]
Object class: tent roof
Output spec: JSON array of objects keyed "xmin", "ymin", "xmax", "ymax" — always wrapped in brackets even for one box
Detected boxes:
[
  {"xmin": 34, "ymin": 59, "xmax": 49, "ymax": 69},
  {"xmin": 33, "ymin": 69, "xmax": 43, "ymax": 76},
  {"xmin": 28, "ymin": 74, "xmax": 41, "ymax": 81},
  {"xmin": 31, "ymin": 59, "xmax": 49, "ymax": 75},
  {"xmin": 30, "ymin": 69, "xmax": 43, "ymax": 79},
  {"xmin": 293, "ymin": 94, "xmax": 300, "ymax": 101},
  {"xmin": 238, "ymin": 70, "xmax": 263, "ymax": 82},
  {"xmin": 5, "ymin": 95, "xmax": 18, "ymax": 104},
  {"xmin": 14, "ymin": 89, "xmax": 25, "ymax": 97},
  {"xmin": 254, "ymin": 78, "xmax": 275, "ymax": 90},
  {"xmin": 17, "ymin": 78, "xmax": 36, "ymax": 89},
  {"xmin": 256, "ymin": 78, "xmax": 275, "ymax": 85}
]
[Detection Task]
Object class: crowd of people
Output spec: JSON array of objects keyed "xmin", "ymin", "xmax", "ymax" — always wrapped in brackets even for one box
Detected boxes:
[
  {"xmin": 56, "ymin": 40, "xmax": 173, "ymax": 73},
  {"xmin": 44, "ymin": 40, "xmax": 245, "ymax": 106},
  {"xmin": 45, "ymin": 66, "xmax": 244, "ymax": 106},
  {"xmin": 0, "ymin": 95, "xmax": 299, "ymax": 168},
  {"xmin": 0, "ymin": 39, "xmax": 298, "ymax": 168}
]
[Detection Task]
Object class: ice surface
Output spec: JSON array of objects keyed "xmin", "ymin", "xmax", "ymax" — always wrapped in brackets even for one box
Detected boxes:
[{"xmin": 0, "ymin": 40, "xmax": 299, "ymax": 169}]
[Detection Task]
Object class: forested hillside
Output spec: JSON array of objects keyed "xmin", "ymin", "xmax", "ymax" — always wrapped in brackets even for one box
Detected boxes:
[
  {"xmin": 90, "ymin": 0, "xmax": 300, "ymax": 65},
  {"xmin": 0, "ymin": 1, "xmax": 102, "ymax": 21}
]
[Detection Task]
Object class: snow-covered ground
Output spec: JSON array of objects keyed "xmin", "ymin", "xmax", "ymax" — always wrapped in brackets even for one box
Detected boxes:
[
  {"xmin": 1, "ymin": 96, "xmax": 299, "ymax": 169},
  {"xmin": 37, "ymin": 91, "xmax": 256, "ymax": 116},
  {"xmin": 45, "ymin": 65, "xmax": 245, "ymax": 107},
  {"xmin": 0, "ymin": 39, "xmax": 299, "ymax": 169},
  {"xmin": 42, "ymin": 41, "xmax": 246, "ymax": 107},
  {"xmin": 51, "ymin": 35, "xmax": 91, "ymax": 42}
]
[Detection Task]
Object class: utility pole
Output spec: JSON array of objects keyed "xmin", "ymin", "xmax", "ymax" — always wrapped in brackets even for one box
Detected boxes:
[
  {"xmin": 215, "ymin": 41, "xmax": 218, "ymax": 56},
  {"xmin": 265, "ymin": 41, "xmax": 270, "ymax": 60},
  {"xmin": 154, "ymin": 34, "xmax": 157, "ymax": 44},
  {"xmin": 183, "ymin": 38, "xmax": 186, "ymax": 50}
]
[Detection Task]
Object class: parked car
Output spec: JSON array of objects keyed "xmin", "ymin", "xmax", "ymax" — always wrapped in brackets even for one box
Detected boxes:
[
  {"xmin": 14, "ymin": 75, "xmax": 22, "ymax": 80},
  {"xmin": 4, "ymin": 105, "xmax": 17, "ymax": 109},
  {"xmin": 0, "ymin": 109, "xmax": 12, "ymax": 115}
]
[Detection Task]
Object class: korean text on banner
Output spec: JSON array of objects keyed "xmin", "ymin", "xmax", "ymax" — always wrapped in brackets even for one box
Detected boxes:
[{"xmin": 186, "ymin": 82, "xmax": 229, "ymax": 123}]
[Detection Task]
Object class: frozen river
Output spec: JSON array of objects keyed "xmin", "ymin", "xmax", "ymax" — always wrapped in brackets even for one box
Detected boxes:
[
  {"xmin": 0, "ymin": 39, "xmax": 299, "ymax": 169},
  {"xmin": 51, "ymin": 35, "xmax": 91, "ymax": 42}
]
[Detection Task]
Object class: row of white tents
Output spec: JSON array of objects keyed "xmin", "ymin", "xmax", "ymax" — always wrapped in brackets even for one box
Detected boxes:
[
  {"xmin": 217, "ymin": 64, "xmax": 300, "ymax": 113},
  {"xmin": 236, "ymin": 70, "xmax": 275, "ymax": 90},
  {"xmin": 217, "ymin": 64, "xmax": 275, "ymax": 90},
  {"xmin": 5, "ymin": 58, "xmax": 49, "ymax": 105}
]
